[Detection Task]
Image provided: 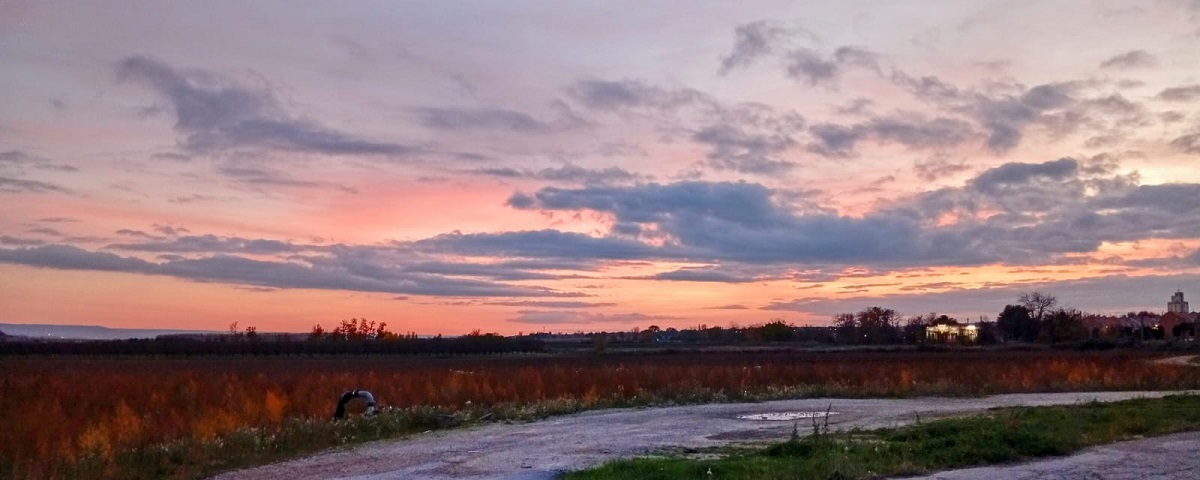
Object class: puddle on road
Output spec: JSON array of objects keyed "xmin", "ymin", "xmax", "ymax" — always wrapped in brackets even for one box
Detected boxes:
[{"xmin": 736, "ymin": 411, "xmax": 840, "ymax": 421}]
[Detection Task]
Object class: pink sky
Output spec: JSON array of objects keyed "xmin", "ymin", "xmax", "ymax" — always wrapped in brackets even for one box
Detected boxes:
[{"xmin": 2, "ymin": 1, "xmax": 1200, "ymax": 335}]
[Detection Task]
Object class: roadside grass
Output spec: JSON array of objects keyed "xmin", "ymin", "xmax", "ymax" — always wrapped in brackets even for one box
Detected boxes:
[
  {"xmin": 562, "ymin": 394, "xmax": 1200, "ymax": 480},
  {"xmin": 53, "ymin": 399, "xmax": 595, "ymax": 480}
]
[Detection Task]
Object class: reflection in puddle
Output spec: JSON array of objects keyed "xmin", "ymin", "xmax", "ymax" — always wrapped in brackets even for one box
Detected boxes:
[{"xmin": 737, "ymin": 411, "xmax": 840, "ymax": 421}]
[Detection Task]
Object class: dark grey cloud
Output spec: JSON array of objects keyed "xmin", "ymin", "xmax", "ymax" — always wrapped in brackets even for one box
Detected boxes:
[
  {"xmin": 415, "ymin": 107, "xmax": 546, "ymax": 132},
  {"xmin": 892, "ymin": 72, "xmax": 1141, "ymax": 152},
  {"xmin": 0, "ymin": 151, "xmax": 76, "ymax": 194},
  {"xmin": 416, "ymin": 229, "xmax": 664, "ymax": 261},
  {"xmin": 0, "ymin": 150, "xmax": 77, "ymax": 172},
  {"xmin": 108, "ymin": 234, "xmax": 300, "ymax": 255},
  {"xmin": 785, "ymin": 47, "xmax": 879, "ymax": 87},
  {"xmin": 969, "ymin": 157, "xmax": 1078, "ymax": 194},
  {"xmin": 471, "ymin": 164, "xmax": 641, "ymax": 185},
  {"xmin": 868, "ymin": 116, "xmax": 975, "ymax": 148},
  {"xmin": 1157, "ymin": 85, "xmax": 1200, "ymax": 102},
  {"xmin": 643, "ymin": 266, "xmax": 762, "ymax": 283},
  {"xmin": 483, "ymin": 160, "xmax": 1200, "ymax": 272},
  {"xmin": 692, "ymin": 124, "xmax": 795, "ymax": 174},
  {"xmin": 0, "ymin": 244, "xmax": 585, "ymax": 298},
  {"xmin": 0, "ymin": 176, "xmax": 70, "ymax": 194},
  {"xmin": 0, "ymin": 244, "xmax": 156, "ymax": 273},
  {"xmin": 485, "ymin": 301, "xmax": 617, "ymax": 308},
  {"xmin": 117, "ymin": 55, "xmax": 414, "ymax": 156},
  {"xmin": 0, "ymin": 236, "xmax": 46, "ymax": 246},
  {"xmin": 705, "ymin": 304, "xmax": 750, "ymax": 310},
  {"xmin": 786, "ymin": 48, "xmax": 839, "ymax": 86},
  {"xmin": 806, "ymin": 123, "xmax": 864, "ymax": 157},
  {"xmin": 914, "ymin": 155, "xmax": 972, "ymax": 182},
  {"xmin": 217, "ymin": 164, "xmax": 355, "ymax": 192},
  {"xmin": 1099, "ymin": 50, "xmax": 1158, "ymax": 69},
  {"xmin": 503, "ymin": 181, "xmax": 949, "ymax": 265},
  {"xmin": 977, "ymin": 83, "xmax": 1075, "ymax": 151},
  {"xmin": 402, "ymin": 261, "xmax": 566, "ymax": 281},
  {"xmin": 153, "ymin": 224, "xmax": 190, "ymax": 236},
  {"xmin": 1171, "ymin": 133, "xmax": 1200, "ymax": 154},
  {"xmin": 114, "ymin": 229, "xmax": 160, "ymax": 239},
  {"xmin": 508, "ymin": 310, "xmax": 677, "ymax": 325},
  {"xmin": 719, "ymin": 21, "xmax": 799, "ymax": 74},
  {"xmin": 806, "ymin": 114, "xmax": 975, "ymax": 157},
  {"xmin": 566, "ymin": 79, "xmax": 706, "ymax": 111}
]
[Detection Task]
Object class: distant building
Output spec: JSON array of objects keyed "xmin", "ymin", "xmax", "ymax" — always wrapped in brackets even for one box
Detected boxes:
[
  {"xmin": 925, "ymin": 320, "xmax": 977, "ymax": 343},
  {"xmin": 1168, "ymin": 290, "xmax": 1190, "ymax": 314}
]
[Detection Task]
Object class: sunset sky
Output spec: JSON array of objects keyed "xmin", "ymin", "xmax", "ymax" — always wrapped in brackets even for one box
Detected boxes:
[{"xmin": 3, "ymin": 1, "xmax": 1200, "ymax": 335}]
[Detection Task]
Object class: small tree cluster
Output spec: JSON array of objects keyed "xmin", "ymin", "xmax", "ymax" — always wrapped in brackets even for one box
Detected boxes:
[{"xmin": 310, "ymin": 318, "xmax": 389, "ymax": 341}]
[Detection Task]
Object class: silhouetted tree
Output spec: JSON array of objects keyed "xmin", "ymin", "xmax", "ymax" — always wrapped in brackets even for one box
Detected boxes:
[
  {"xmin": 759, "ymin": 320, "xmax": 795, "ymax": 342},
  {"xmin": 1041, "ymin": 308, "xmax": 1086, "ymax": 343},
  {"xmin": 1019, "ymin": 291, "xmax": 1057, "ymax": 322},
  {"xmin": 856, "ymin": 306, "xmax": 901, "ymax": 344},
  {"xmin": 997, "ymin": 304, "xmax": 1037, "ymax": 342}
]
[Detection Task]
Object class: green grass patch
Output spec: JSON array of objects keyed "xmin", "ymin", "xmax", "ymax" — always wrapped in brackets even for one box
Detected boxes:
[{"xmin": 562, "ymin": 394, "xmax": 1200, "ymax": 480}]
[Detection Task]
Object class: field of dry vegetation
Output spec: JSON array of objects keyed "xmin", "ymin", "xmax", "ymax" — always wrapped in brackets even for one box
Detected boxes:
[{"xmin": 3, "ymin": 349, "xmax": 1198, "ymax": 479}]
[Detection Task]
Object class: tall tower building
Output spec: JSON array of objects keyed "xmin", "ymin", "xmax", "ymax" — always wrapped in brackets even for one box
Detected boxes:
[{"xmin": 1168, "ymin": 291, "xmax": 1190, "ymax": 314}]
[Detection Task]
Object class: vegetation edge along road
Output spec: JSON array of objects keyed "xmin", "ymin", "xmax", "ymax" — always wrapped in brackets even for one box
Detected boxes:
[{"xmin": 562, "ymin": 393, "xmax": 1200, "ymax": 480}]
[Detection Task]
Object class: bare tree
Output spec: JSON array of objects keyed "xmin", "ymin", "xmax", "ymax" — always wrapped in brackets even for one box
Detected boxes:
[{"xmin": 1018, "ymin": 291, "xmax": 1057, "ymax": 321}]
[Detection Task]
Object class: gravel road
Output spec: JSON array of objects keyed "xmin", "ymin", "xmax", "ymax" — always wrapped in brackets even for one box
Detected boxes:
[{"xmin": 212, "ymin": 390, "xmax": 1195, "ymax": 480}]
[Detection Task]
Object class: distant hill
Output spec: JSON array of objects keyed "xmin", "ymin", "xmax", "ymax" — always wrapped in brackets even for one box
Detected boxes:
[{"xmin": 0, "ymin": 323, "xmax": 219, "ymax": 340}]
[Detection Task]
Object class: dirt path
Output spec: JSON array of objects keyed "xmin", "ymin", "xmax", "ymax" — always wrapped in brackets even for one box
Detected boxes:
[{"xmin": 212, "ymin": 391, "xmax": 1192, "ymax": 480}]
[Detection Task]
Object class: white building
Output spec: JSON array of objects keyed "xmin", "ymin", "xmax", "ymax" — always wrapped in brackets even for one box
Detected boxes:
[{"xmin": 1168, "ymin": 291, "xmax": 1190, "ymax": 314}]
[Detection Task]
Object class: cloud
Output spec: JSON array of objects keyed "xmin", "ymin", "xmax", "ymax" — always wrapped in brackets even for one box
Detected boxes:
[
  {"xmin": 785, "ymin": 47, "xmax": 879, "ymax": 87},
  {"xmin": 1099, "ymin": 50, "xmax": 1158, "ymax": 69},
  {"xmin": 786, "ymin": 49, "xmax": 840, "ymax": 86},
  {"xmin": 692, "ymin": 124, "xmax": 795, "ymax": 173},
  {"xmin": 416, "ymin": 229, "xmax": 664, "ymax": 260},
  {"xmin": 806, "ymin": 114, "xmax": 975, "ymax": 157},
  {"xmin": 117, "ymin": 55, "xmax": 414, "ymax": 156},
  {"xmin": 806, "ymin": 123, "xmax": 864, "ymax": 157},
  {"xmin": 0, "ymin": 243, "xmax": 587, "ymax": 298},
  {"xmin": 401, "ymin": 260, "xmax": 568, "ymax": 281},
  {"xmin": 0, "ymin": 176, "xmax": 70, "ymax": 194},
  {"xmin": 719, "ymin": 21, "xmax": 793, "ymax": 74},
  {"xmin": 914, "ymin": 155, "xmax": 972, "ymax": 182},
  {"xmin": 491, "ymin": 161, "xmax": 1200, "ymax": 271},
  {"xmin": 508, "ymin": 310, "xmax": 677, "ymax": 325},
  {"xmin": 0, "ymin": 150, "xmax": 77, "ymax": 172},
  {"xmin": 566, "ymin": 79, "xmax": 706, "ymax": 111},
  {"xmin": 0, "ymin": 236, "xmax": 47, "ymax": 246},
  {"xmin": 891, "ymin": 73, "xmax": 1141, "ymax": 152},
  {"xmin": 969, "ymin": 157, "xmax": 1078, "ymax": 194},
  {"xmin": 108, "ymin": 234, "xmax": 300, "ymax": 255},
  {"xmin": 1156, "ymin": 85, "xmax": 1200, "ymax": 102},
  {"xmin": 0, "ymin": 151, "xmax": 76, "ymax": 194},
  {"xmin": 485, "ymin": 300, "xmax": 617, "ymax": 308},
  {"xmin": 642, "ymin": 266, "xmax": 763, "ymax": 283},
  {"xmin": 705, "ymin": 304, "xmax": 750, "ymax": 310},
  {"xmin": 415, "ymin": 107, "xmax": 547, "ymax": 132},
  {"xmin": 471, "ymin": 164, "xmax": 641, "ymax": 184},
  {"xmin": 1171, "ymin": 133, "xmax": 1200, "ymax": 154},
  {"xmin": 217, "ymin": 164, "xmax": 355, "ymax": 191}
]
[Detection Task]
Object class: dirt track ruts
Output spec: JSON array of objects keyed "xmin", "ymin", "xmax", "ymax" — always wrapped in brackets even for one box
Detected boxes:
[{"xmin": 211, "ymin": 390, "xmax": 1196, "ymax": 480}]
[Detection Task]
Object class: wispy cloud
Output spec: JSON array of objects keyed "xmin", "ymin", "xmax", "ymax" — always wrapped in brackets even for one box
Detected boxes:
[{"xmin": 117, "ymin": 55, "xmax": 415, "ymax": 156}]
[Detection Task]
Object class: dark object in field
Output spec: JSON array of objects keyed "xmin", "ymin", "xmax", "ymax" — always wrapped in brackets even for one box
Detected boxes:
[{"xmin": 333, "ymin": 389, "xmax": 377, "ymax": 419}]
